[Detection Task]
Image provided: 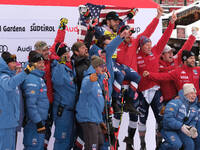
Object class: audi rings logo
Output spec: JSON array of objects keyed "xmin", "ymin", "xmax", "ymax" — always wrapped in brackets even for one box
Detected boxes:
[{"xmin": 0, "ymin": 45, "xmax": 8, "ymax": 53}]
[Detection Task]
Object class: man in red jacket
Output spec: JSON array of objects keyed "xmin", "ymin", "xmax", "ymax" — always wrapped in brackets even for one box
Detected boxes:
[
  {"xmin": 135, "ymin": 12, "xmax": 177, "ymax": 150},
  {"xmin": 158, "ymin": 31, "xmax": 196, "ymax": 103},
  {"xmin": 144, "ymin": 50, "xmax": 200, "ymax": 100},
  {"xmin": 34, "ymin": 18, "xmax": 68, "ymax": 149}
]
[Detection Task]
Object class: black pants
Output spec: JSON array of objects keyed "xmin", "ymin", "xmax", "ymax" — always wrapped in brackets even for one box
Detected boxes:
[{"xmin": 80, "ymin": 122, "xmax": 104, "ymax": 150}]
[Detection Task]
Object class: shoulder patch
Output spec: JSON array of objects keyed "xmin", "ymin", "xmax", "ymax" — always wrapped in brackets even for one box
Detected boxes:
[
  {"xmin": 169, "ymin": 107, "xmax": 174, "ymax": 111},
  {"xmin": 30, "ymin": 90, "xmax": 35, "ymax": 94},
  {"xmin": 193, "ymin": 69, "xmax": 198, "ymax": 75}
]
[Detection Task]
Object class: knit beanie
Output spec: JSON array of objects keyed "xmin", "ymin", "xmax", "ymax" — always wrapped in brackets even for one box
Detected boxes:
[
  {"xmin": 91, "ymin": 55, "xmax": 105, "ymax": 68},
  {"xmin": 139, "ymin": 36, "xmax": 151, "ymax": 48},
  {"xmin": 183, "ymin": 83, "xmax": 196, "ymax": 95},
  {"xmin": 182, "ymin": 50, "xmax": 195, "ymax": 62},
  {"xmin": 28, "ymin": 51, "xmax": 44, "ymax": 63},
  {"xmin": 55, "ymin": 42, "xmax": 70, "ymax": 57},
  {"xmin": 1, "ymin": 52, "xmax": 16, "ymax": 64},
  {"xmin": 34, "ymin": 41, "xmax": 48, "ymax": 51}
]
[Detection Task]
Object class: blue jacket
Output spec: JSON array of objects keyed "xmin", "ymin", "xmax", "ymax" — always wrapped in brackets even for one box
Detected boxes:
[
  {"xmin": 89, "ymin": 36, "xmax": 123, "ymax": 98},
  {"xmin": 51, "ymin": 60, "xmax": 76, "ymax": 109},
  {"xmin": 163, "ymin": 90, "xmax": 198, "ymax": 130},
  {"xmin": 76, "ymin": 66, "xmax": 105, "ymax": 124},
  {"xmin": 89, "ymin": 44, "xmax": 102, "ymax": 58},
  {"xmin": 0, "ymin": 57, "xmax": 27, "ymax": 129},
  {"xmin": 22, "ymin": 69, "xmax": 49, "ymax": 124},
  {"xmin": 106, "ymin": 36, "xmax": 123, "ymax": 98}
]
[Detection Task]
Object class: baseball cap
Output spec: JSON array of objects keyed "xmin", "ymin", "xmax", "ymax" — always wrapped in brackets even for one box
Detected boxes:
[
  {"xmin": 106, "ymin": 11, "xmax": 119, "ymax": 20},
  {"xmin": 162, "ymin": 45, "xmax": 175, "ymax": 53}
]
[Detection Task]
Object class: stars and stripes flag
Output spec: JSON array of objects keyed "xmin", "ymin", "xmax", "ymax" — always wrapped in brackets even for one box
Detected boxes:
[{"xmin": 77, "ymin": 3, "xmax": 137, "ymax": 42}]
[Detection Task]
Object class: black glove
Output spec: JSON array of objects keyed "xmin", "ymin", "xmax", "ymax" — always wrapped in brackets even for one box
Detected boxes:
[
  {"xmin": 36, "ymin": 121, "xmax": 46, "ymax": 134},
  {"xmin": 57, "ymin": 104, "xmax": 64, "ymax": 117},
  {"xmin": 59, "ymin": 18, "xmax": 68, "ymax": 30},
  {"xmin": 24, "ymin": 64, "xmax": 35, "ymax": 74}
]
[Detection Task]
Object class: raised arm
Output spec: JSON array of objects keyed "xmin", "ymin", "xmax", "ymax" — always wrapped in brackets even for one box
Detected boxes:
[
  {"xmin": 176, "ymin": 34, "xmax": 196, "ymax": 65},
  {"xmin": 152, "ymin": 12, "xmax": 177, "ymax": 56},
  {"xmin": 139, "ymin": 7, "xmax": 163, "ymax": 38},
  {"xmin": 50, "ymin": 18, "xmax": 67, "ymax": 53},
  {"xmin": 0, "ymin": 72, "xmax": 27, "ymax": 91}
]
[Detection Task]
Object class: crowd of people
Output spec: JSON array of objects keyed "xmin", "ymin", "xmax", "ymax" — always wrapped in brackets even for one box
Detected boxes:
[{"xmin": 1, "ymin": 5, "xmax": 200, "ymax": 150}]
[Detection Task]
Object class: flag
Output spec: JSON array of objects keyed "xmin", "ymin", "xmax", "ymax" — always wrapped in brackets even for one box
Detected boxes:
[{"xmin": 77, "ymin": 3, "xmax": 136, "ymax": 42}]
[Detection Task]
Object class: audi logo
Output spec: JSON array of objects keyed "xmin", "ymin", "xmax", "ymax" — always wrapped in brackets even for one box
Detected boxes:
[{"xmin": 0, "ymin": 45, "xmax": 8, "ymax": 53}]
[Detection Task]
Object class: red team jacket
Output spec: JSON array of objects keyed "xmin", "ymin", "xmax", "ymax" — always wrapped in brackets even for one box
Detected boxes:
[
  {"xmin": 149, "ymin": 65, "xmax": 200, "ymax": 97},
  {"xmin": 137, "ymin": 22, "xmax": 175, "ymax": 92},
  {"xmin": 116, "ymin": 17, "xmax": 159, "ymax": 72},
  {"xmin": 158, "ymin": 35, "xmax": 196, "ymax": 101},
  {"xmin": 45, "ymin": 29, "xmax": 66, "ymax": 104}
]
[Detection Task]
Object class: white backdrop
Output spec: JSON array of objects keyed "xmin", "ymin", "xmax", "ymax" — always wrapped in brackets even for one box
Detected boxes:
[{"xmin": 0, "ymin": 5, "xmax": 162, "ymax": 150}]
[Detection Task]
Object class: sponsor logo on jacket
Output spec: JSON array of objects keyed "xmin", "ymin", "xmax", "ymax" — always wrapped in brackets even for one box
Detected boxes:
[{"xmin": 180, "ymin": 76, "xmax": 189, "ymax": 79}]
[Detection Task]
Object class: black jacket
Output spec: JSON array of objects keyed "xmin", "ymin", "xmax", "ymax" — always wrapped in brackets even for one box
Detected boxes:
[{"xmin": 72, "ymin": 55, "xmax": 90, "ymax": 93}]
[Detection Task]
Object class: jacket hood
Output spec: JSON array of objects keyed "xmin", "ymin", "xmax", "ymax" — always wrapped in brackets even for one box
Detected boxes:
[
  {"xmin": 84, "ymin": 65, "xmax": 96, "ymax": 77},
  {"xmin": 30, "ymin": 69, "xmax": 45, "ymax": 77},
  {"xmin": 0, "ymin": 57, "xmax": 15, "ymax": 75},
  {"xmin": 51, "ymin": 59, "xmax": 58, "ymax": 68}
]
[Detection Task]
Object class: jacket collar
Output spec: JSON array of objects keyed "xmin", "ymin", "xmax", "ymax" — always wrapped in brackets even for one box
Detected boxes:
[
  {"xmin": 30, "ymin": 69, "xmax": 45, "ymax": 78},
  {"xmin": 159, "ymin": 58, "xmax": 174, "ymax": 66}
]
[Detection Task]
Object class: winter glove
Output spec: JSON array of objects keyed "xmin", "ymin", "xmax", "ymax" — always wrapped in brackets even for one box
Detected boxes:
[
  {"xmin": 24, "ymin": 64, "xmax": 35, "ymax": 74},
  {"xmin": 59, "ymin": 56, "xmax": 67, "ymax": 64},
  {"xmin": 190, "ymin": 127, "xmax": 198, "ymax": 138},
  {"xmin": 192, "ymin": 27, "xmax": 199, "ymax": 37},
  {"xmin": 36, "ymin": 121, "xmax": 46, "ymax": 134},
  {"xmin": 89, "ymin": 73, "xmax": 98, "ymax": 82},
  {"xmin": 160, "ymin": 105, "xmax": 166, "ymax": 116},
  {"xmin": 100, "ymin": 122, "xmax": 107, "ymax": 134},
  {"xmin": 59, "ymin": 18, "xmax": 68, "ymax": 30},
  {"xmin": 181, "ymin": 124, "xmax": 191, "ymax": 137}
]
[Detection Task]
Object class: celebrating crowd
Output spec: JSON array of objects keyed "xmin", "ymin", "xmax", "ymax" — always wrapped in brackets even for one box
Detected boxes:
[{"xmin": 1, "ymin": 5, "xmax": 200, "ymax": 150}]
